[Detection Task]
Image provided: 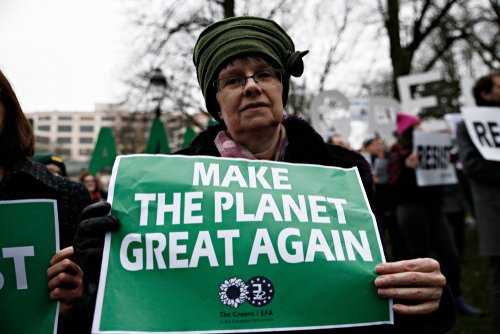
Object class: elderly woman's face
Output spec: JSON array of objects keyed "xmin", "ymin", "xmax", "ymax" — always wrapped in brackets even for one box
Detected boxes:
[{"xmin": 215, "ymin": 58, "xmax": 283, "ymax": 141}]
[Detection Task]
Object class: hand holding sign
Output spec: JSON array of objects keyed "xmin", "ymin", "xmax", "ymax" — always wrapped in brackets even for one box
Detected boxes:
[
  {"xmin": 404, "ymin": 152, "xmax": 419, "ymax": 169},
  {"xmin": 74, "ymin": 202, "xmax": 120, "ymax": 284},
  {"xmin": 374, "ymin": 258, "xmax": 446, "ymax": 315},
  {"xmin": 47, "ymin": 246, "xmax": 84, "ymax": 316}
]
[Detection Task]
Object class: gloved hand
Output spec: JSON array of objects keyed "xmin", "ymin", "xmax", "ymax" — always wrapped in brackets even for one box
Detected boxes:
[
  {"xmin": 73, "ymin": 202, "xmax": 119, "ymax": 291},
  {"xmin": 73, "ymin": 201, "xmax": 119, "ymax": 333}
]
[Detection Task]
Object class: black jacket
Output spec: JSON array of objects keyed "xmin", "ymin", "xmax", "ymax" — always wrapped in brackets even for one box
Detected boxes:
[{"xmin": 0, "ymin": 159, "xmax": 90, "ymax": 247}]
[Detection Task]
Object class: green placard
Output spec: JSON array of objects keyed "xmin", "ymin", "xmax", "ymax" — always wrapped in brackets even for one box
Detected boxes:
[
  {"xmin": 0, "ymin": 200, "xmax": 59, "ymax": 334},
  {"xmin": 94, "ymin": 155, "xmax": 391, "ymax": 333},
  {"xmin": 89, "ymin": 127, "xmax": 118, "ymax": 175}
]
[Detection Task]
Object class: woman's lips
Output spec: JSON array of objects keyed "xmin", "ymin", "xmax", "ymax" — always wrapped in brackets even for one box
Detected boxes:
[{"xmin": 240, "ymin": 102, "xmax": 268, "ymax": 112}]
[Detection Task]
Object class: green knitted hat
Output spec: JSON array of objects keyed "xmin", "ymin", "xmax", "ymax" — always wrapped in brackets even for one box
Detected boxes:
[{"xmin": 193, "ymin": 16, "xmax": 308, "ymax": 122}]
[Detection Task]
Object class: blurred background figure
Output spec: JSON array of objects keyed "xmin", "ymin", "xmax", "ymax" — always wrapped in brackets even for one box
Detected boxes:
[
  {"xmin": 326, "ymin": 133, "xmax": 351, "ymax": 150},
  {"xmin": 95, "ymin": 167, "xmax": 111, "ymax": 199},
  {"xmin": 33, "ymin": 153, "xmax": 67, "ymax": 177},
  {"xmin": 79, "ymin": 171, "xmax": 105, "ymax": 203},
  {"xmin": 388, "ymin": 113, "xmax": 480, "ymax": 315},
  {"xmin": 442, "ymin": 140, "xmax": 470, "ymax": 263},
  {"xmin": 361, "ymin": 135, "xmax": 407, "ymax": 261},
  {"xmin": 457, "ymin": 71, "xmax": 500, "ymax": 330}
]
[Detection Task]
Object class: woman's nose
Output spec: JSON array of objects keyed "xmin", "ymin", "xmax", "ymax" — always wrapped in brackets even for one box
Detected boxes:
[{"xmin": 243, "ymin": 76, "xmax": 262, "ymax": 96}]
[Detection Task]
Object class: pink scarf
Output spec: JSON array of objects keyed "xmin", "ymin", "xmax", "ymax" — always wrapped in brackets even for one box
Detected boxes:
[{"xmin": 214, "ymin": 125, "xmax": 288, "ymax": 161}]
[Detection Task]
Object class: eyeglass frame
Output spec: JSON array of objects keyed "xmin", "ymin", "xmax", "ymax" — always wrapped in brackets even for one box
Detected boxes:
[{"xmin": 212, "ymin": 68, "xmax": 285, "ymax": 92}]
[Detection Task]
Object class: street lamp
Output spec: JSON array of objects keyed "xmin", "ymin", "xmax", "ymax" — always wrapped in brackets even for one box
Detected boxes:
[{"xmin": 149, "ymin": 68, "xmax": 167, "ymax": 119}]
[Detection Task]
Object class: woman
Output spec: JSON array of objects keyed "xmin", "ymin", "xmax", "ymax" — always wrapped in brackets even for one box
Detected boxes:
[
  {"xmin": 79, "ymin": 171, "xmax": 105, "ymax": 203},
  {"xmin": 75, "ymin": 17, "xmax": 455, "ymax": 333},
  {"xmin": 0, "ymin": 69, "xmax": 89, "ymax": 332}
]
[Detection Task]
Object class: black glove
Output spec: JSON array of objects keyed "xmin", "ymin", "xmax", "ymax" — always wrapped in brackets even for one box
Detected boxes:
[
  {"xmin": 73, "ymin": 202, "xmax": 119, "ymax": 291},
  {"xmin": 73, "ymin": 202, "xmax": 119, "ymax": 333}
]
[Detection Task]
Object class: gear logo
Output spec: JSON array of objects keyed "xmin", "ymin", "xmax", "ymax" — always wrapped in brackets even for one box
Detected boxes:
[{"xmin": 219, "ymin": 277, "xmax": 249, "ymax": 308}]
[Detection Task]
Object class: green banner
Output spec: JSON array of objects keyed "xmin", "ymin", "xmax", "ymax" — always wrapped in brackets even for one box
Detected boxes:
[
  {"xmin": 94, "ymin": 155, "xmax": 391, "ymax": 333},
  {"xmin": 0, "ymin": 200, "xmax": 59, "ymax": 334}
]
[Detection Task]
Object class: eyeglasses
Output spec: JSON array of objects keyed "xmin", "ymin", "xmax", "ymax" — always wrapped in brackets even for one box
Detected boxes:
[{"xmin": 213, "ymin": 69, "xmax": 284, "ymax": 92}]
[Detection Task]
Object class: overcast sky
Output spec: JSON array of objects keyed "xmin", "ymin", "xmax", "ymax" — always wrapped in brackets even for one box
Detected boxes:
[{"xmin": 0, "ymin": 0, "xmax": 130, "ymax": 112}]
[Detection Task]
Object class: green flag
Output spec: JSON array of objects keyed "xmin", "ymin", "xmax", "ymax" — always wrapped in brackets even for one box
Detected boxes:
[
  {"xmin": 145, "ymin": 119, "xmax": 170, "ymax": 154},
  {"xmin": 182, "ymin": 127, "xmax": 196, "ymax": 149},
  {"xmin": 88, "ymin": 127, "xmax": 117, "ymax": 175},
  {"xmin": 94, "ymin": 155, "xmax": 391, "ymax": 333},
  {"xmin": 0, "ymin": 200, "xmax": 59, "ymax": 334}
]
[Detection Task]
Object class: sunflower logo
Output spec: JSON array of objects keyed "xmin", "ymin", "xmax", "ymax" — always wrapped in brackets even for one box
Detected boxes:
[{"xmin": 219, "ymin": 277, "xmax": 249, "ymax": 308}]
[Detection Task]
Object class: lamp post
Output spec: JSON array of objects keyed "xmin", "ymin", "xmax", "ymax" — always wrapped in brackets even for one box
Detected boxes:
[
  {"xmin": 149, "ymin": 68, "xmax": 167, "ymax": 119},
  {"xmin": 146, "ymin": 68, "xmax": 170, "ymax": 154}
]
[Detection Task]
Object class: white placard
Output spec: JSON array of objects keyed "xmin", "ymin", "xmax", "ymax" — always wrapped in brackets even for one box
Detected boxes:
[
  {"xmin": 413, "ymin": 131, "xmax": 457, "ymax": 186},
  {"xmin": 461, "ymin": 107, "xmax": 500, "ymax": 162}
]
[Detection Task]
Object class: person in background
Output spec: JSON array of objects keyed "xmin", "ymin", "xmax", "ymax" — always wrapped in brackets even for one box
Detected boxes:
[
  {"xmin": 442, "ymin": 144, "xmax": 468, "ymax": 262},
  {"xmin": 73, "ymin": 16, "xmax": 456, "ymax": 333},
  {"xmin": 457, "ymin": 71, "xmax": 500, "ymax": 331},
  {"xmin": 326, "ymin": 133, "xmax": 352, "ymax": 150},
  {"xmin": 388, "ymin": 113, "xmax": 480, "ymax": 315},
  {"xmin": 79, "ymin": 171, "xmax": 105, "ymax": 203},
  {"xmin": 95, "ymin": 167, "xmax": 112, "ymax": 199},
  {"xmin": 0, "ymin": 69, "xmax": 89, "ymax": 333},
  {"xmin": 359, "ymin": 137, "xmax": 383, "ymax": 169},
  {"xmin": 33, "ymin": 153, "xmax": 67, "ymax": 177},
  {"xmin": 361, "ymin": 135, "xmax": 408, "ymax": 261}
]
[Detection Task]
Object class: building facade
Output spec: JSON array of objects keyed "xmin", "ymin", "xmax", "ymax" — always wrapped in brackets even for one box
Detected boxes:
[{"xmin": 29, "ymin": 103, "xmax": 209, "ymax": 161}]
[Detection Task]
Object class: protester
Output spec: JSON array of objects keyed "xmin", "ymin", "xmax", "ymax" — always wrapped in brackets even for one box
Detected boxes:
[
  {"xmin": 327, "ymin": 133, "xmax": 351, "ymax": 150},
  {"xmin": 79, "ymin": 171, "xmax": 105, "ymax": 203},
  {"xmin": 95, "ymin": 167, "xmax": 111, "ymax": 199},
  {"xmin": 33, "ymin": 153, "xmax": 68, "ymax": 177},
  {"xmin": 457, "ymin": 71, "xmax": 500, "ymax": 331},
  {"xmin": 0, "ymin": 69, "xmax": 89, "ymax": 332},
  {"xmin": 73, "ymin": 17, "xmax": 456, "ymax": 333},
  {"xmin": 388, "ymin": 112, "xmax": 480, "ymax": 315},
  {"xmin": 442, "ymin": 146, "xmax": 468, "ymax": 262},
  {"xmin": 361, "ymin": 135, "xmax": 408, "ymax": 261}
]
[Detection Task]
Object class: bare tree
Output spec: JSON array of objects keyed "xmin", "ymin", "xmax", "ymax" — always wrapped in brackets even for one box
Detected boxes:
[
  {"xmin": 377, "ymin": 0, "xmax": 459, "ymax": 99},
  {"xmin": 377, "ymin": 0, "xmax": 499, "ymax": 103},
  {"xmin": 122, "ymin": 0, "xmax": 359, "ymax": 124}
]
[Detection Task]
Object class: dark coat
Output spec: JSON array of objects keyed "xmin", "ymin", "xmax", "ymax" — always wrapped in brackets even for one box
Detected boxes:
[
  {"xmin": 457, "ymin": 121, "xmax": 500, "ymax": 256},
  {"xmin": 387, "ymin": 142, "xmax": 443, "ymax": 207},
  {"xmin": 0, "ymin": 159, "xmax": 90, "ymax": 247},
  {"xmin": 178, "ymin": 116, "xmax": 456, "ymax": 333}
]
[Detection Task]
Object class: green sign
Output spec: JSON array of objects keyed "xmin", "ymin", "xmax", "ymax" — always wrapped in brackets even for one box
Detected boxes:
[
  {"xmin": 145, "ymin": 119, "xmax": 170, "ymax": 154},
  {"xmin": 0, "ymin": 200, "xmax": 59, "ymax": 334},
  {"xmin": 94, "ymin": 155, "xmax": 391, "ymax": 333},
  {"xmin": 89, "ymin": 127, "xmax": 118, "ymax": 175}
]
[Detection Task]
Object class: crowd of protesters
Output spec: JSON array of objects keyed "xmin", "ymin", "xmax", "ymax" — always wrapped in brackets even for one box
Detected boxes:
[
  {"xmin": 351, "ymin": 71, "xmax": 500, "ymax": 329},
  {"xmin": 1, "ymin": 14, "xmax": 499, "ymax": 334}
]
